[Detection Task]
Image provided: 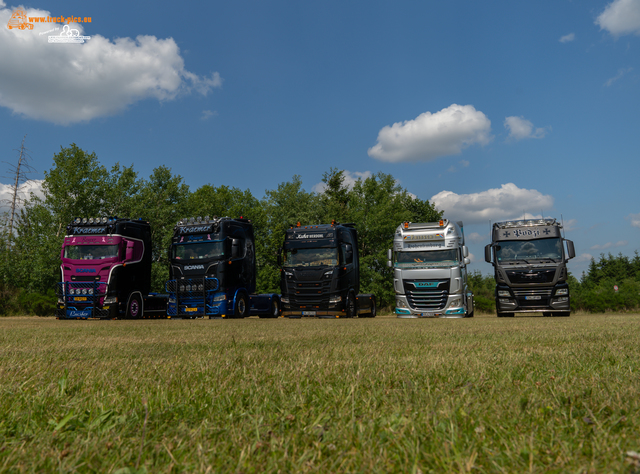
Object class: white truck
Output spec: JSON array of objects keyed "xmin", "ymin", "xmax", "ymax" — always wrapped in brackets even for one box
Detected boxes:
[{"xmin": 388, "ymin": 219, "xmax": 474, "ymax": 318}]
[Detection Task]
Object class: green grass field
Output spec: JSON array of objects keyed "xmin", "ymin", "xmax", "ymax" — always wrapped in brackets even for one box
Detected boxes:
[{"xmin": 1, "ymin": 313, "xmax": 640, "ymax": 473}]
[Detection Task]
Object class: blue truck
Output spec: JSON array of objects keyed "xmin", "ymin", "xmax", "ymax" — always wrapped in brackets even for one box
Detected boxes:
[{"xmin": 166, "ymin": 216, "xmax": 280, "ymax": 318}]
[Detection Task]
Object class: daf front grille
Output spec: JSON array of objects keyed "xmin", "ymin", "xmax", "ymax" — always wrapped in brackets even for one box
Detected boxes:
[{"xmin": 403, "ymin": 279, "xmax": 450, "ymax": 310}]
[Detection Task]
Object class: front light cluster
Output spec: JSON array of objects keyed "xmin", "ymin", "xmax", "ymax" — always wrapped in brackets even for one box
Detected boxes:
[
  {"xmin": 281, "ymin": 296, "xmax": 289, "ymax": 304},
  {"xmin": 497, "ymin": 290, "xmax": 511, "ymax": 297},
  {"xmin": 68, "ymin": 287, "xmax": 93, "ymax": 295},
  {"xmin": 213, "ymin": 294, "xmax": 225, "ymax": 302},
  {"xmin": 329, "ymin": 295, "xmax": 342, "ymax": 303},
  {"xmin": 179, "ymin": 283, "xmax": 204, "ymax": 292},
  {"xmin": 448, "ymin": 297, "xmax": 461, "ymax": 307},
  {"xmin": 555, "ymin": 288, "xmax": 569, "ymax": 296}
]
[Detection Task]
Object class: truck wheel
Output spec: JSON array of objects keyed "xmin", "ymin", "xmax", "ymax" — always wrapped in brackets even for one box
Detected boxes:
[
  {"xmin": 369, "ymin": 298, "xmax": 377, "ymax": 318},
  {"xmin": 234, "ymin": 293, "xmax": 249, "ymax": 318},
  {"xmin": 345, "ymin": 292, "xmax": 356, "ymax": 318},
  {"xmin": 126, "ymin": 294, "xmax": 142, "ymax": 319},
  {"xmin": 259, "ymin": 298, "xmax": 280, "ymax": 318}
]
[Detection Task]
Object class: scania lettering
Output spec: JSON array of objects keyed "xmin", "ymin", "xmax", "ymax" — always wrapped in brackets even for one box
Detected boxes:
[
  {"xmin": 484, "ymin": 218, "xmax": 575, "ymax": 317},
  {"xmin": 279, "ymin": 222, "xmax": 376, "ymax": 318},
  {"xmin": 389, "ymin": 219, "xmax": 474, "ymax": 318},
  {"xmin": 56, "ymin": 217, "xmax": 168, "ymax": 319},
  {"xmin": 166, "ymin": 217, "xmax": 280, "ymax": 318}
]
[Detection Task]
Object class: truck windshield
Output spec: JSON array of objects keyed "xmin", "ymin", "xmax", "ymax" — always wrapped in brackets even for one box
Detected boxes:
[
  {"xmin": 173, "ymin": 241, "xmax": 224, "ymax": 260},
  {"xmin": 64, "ymin": 244, "xmax": 119, "ymax": 260},
  {"xmin": 496, "ymin": 238, "xmax": 563, "ymax": 262},
  {"xmin": 284, "ymin": 248, "xmax": 339, "ymax": 267},
  {"xmin": 395, "ymin": 249, "xmax": 458, "ymax": 267}
]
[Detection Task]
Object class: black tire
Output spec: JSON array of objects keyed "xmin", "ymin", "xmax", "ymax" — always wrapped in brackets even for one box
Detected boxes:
[
  {"xmin": 260, "ymin": 298, "xmax": 280, "ymax": 318},
  {"xmin": 345, "ymin": 292, "xmax": 356, "ymax": 318},
  {"xmin": 234, "ymin": 293, "xmax": 249, "ymax": 318},
  {"xmin": 467, "ymin": 308, "xmax": 475, "ymax": 318},
  {"xmin": 126, "ymin": 293, "xmax": 142, "ymax": 319},
  {"xmin": 369, "ymin": 298, "xmax": 377, "ymax": 318}
]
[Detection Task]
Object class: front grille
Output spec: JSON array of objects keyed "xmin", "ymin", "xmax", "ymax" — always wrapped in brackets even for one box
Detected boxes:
[
  {"xmin": 506, "ymin": 269, "xmax": 556, "ymax": 284},
  {"xmin": 56, "ymin": 281, "xmax": 109, "ymax": 318},
  {"xmin": 404, "ymin": 280, "xmax": 450, "ymax": 310},
  {"xmin": 512, "ymin": 288, "xmax": 553, "ymax": 307},
  {"xmin": 290, "ymin": 279, "xmax": 332, "ymax": 306},
  {"xmin": 166, "ymin": 278, "xmax": 220, "ymax": 316}
]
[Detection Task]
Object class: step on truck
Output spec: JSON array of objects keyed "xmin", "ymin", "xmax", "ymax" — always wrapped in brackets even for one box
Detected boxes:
[
  {"xmin": 56, "ymin": 217, "xmax": 168, "ymax": 319},
  {"xmin": 389, "ymin": 219, "xmax": 474, "ymax": 318},
  {"xmin": 166, "ymin": 216, "xmax": 280, "ymax": 318},
  {"xmin": 278, "ymin": 222, "xmax": 376, "ymax": 318},
  {"xmin": 484, "ymin": 218, "xmax": 575, "ymax": 317}
]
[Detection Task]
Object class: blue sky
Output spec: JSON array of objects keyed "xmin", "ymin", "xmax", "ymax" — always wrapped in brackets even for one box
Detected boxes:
[{"xmin": 1, "ymin": 0, "xmax": 639, "ymax": 278}]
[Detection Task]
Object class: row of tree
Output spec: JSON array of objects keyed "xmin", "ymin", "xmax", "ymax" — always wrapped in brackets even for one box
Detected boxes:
[
  {"xmin": 2, "ymin": 144, "xmax": 638, "ymax": 315},
  {"xmin": 0, "ymin": 144, "xmax": 442, "ymax": 315}
]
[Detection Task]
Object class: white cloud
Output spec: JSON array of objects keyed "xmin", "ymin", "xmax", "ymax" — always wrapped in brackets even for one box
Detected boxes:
[
  {"xmin": 590, "ymin": 241, "xmax": 628, "ymax": 250},
  {"xmin": 466, "ymin": 232, "xmax": 487, "ymax": 244},
  {"xmin": 201, "ymin": 110, "xmax": 217, "ymax": 120},
  {"xmin": 430, "ymin": 183, "xmax": 554, "ymax": 225},
  {"xmin": 0, "ymin": 5, "xmax": 222, "ymax": 125},
  {"xmin": 559, "ymin": 33, "xmax": 576, "ymax": 43},
  {"xmin": 504, "ymin": 116, "xmax": 549, "ymax": 140},
  {"xmin": 562, "ymin": 218, "xmax": 578, "ymax": 232},
  {"xmin": 312, "ymin": 170, "xmax": 373, "ymax": 194},
  {"xmin": 596, "ymin": 0, "xmax": 640, "ymax": 37},
  {"xmin": 628, "ymin": 212, "xmax": 640, "ymax": 228},
  {"xmin": 574, "ymin": 253, "xmax": 593, "ymax": 264},
  {"xmin": 368, "ymin": 104, "xmax": 492, "ymax": 163},
  {"xmin": 0, "ymin": 179, "xmax": 44, "ymax": 213},
  {"xmin": 604, "ymin": 67, "xmax": 633, "ymax": 87}
]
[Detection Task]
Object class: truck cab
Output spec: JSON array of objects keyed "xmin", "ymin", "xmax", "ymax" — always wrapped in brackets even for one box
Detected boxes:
[
  {"xmin": 484, "ymin": 218, "xmax": 575, "ymax": 317},
  {"xmin": 166, "ymin": 216, "xmax": 279, "ymax": 318},
  {"xmin": 389, "ymin": 219, "xmax": 474, "ymax": 318},
  {"xmin": 56, "ymin": 217, "xmax": 166, "ymax": 319},
  {"xmin": 279, "ymin": 222, "xmax": 376, "ymax": 318}
]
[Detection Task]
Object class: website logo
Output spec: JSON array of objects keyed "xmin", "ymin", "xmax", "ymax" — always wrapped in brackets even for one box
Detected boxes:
[{"xmin": 6, "ymin": 9, "xmax": 33, "ymax": 30}]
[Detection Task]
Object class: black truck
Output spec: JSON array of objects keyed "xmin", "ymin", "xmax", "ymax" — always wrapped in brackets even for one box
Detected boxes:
[
  {"xmin": 56, "ymin": 217, "xmax": 168, "ymax": 319},
  {"xmin": 279, "ymin": 222, "xmax": 376, "ymax": 318},
  {"xmin": 484, "ymin": 218, "xmax": 575, "ymax": 317},
  {"xmin": 166, "ymin": 216, "xmax": 280, "ymax": 318}
]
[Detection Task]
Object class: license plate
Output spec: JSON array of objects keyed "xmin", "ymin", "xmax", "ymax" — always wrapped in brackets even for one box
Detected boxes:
[
  {"xmin": 74, "ymin": 297, "xmax": 87, "ymax": 301},
  {"xmin": 185, "ymin": 307, "xmax": 198, "ymax": 312},
  {"xmin": 302, "ymin": 311, "xmax": 316, "ymax": 316},
  {"xmin": 525, "ymin": 296, "xmax": 541, "ymax": 300}
]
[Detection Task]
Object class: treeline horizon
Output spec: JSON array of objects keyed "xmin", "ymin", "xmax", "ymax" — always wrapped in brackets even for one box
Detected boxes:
[{"xmin": 1, "ymin": 144, "xmax": 638, "ymax": 316}]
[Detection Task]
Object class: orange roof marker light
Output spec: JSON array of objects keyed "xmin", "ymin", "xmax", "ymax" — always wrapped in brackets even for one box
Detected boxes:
[
  {"xmin": 404, "ymin": 222, "xmax": 409, "ymax": 229},
  {"xmin": 439, "ymin": 220, "xmax": 444, "ymax": 227},
  {"xmin": 297, "ymin": 222, "xmax": 301, "ymax": 227}
]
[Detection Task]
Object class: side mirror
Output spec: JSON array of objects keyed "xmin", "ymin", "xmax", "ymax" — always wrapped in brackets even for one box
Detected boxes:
[
  {"xmin": 345, "ymin": 244, "xmax": 353, "ymax": 261},
  {"xmin": 231, "ymin": 239, "xmax": 240, "ymax": 259},
  {"xmin": 463, "ymin": 257, "xmax": 470, "ymax": 265},
  {"xmin": 484, "ymin": 244, "xmax": 492, "ymax": 264},
  {"xmin": 125, "ymin": 240, "xmax": 134, "ymax": 261},
  {"xmin": 566, "ymin": 240, "xmax": 575, "ymax": 260},
  {"xmin": 462, "ymin": 246, "xmax": 469, "ymax": 258}
]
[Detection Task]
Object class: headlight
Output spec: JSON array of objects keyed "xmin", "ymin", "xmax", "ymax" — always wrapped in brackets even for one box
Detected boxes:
[
  {"xmin": 280, "ymin": 296, "xmax": 289, "ymax": 304},
  {"xmin": 555, "ymin": 288, "xmax": 568, "ymax": 296},
  {"xmin": 499, "ymin": 298, "xmax": 511, "ymax": 304},
  {"xmin": 179, "ymin": 285, "xmax": 185, "ymax": 292},
  {"xmin": 498, "ymin": 290, "xmax": 510, "ymax": 297},
  {"xmin": 324, "ymin": 270, "xmax": 334, "ymax": 279},
  {"xmin": 87, "ymin": 288, "xmax": 93, "ymax": 295},
  {"xmin": 68, "ymin": 288, "xmax": 75, "ymax": 295},
  {"xmin": 198, "ymin": 284, "xmax": 204, "ymax": 291},
  {"xmin": 82, "ymin": 288, "xmax": 88, "ymax": 295},
  {"xmin": 396, "ymin": 299, "xmax": 407, "ymax": 308},
  {"xmin": 449, "ymin": 297, "xmax": 461, "ymax": 307},
  {"xmin": 104, "ymin": 296, "xmax": 117, "ymax": 304},
  {"xmin": 556, "ymin": 296, "xmax": 569, "ymax": 303},
  {"xmin": 213, "ymin": 294, "xmax": 225, "ymax": 302},
  {"xmin": 329, "ymin": 295, "xmax": 342, "ymax": 303}
]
